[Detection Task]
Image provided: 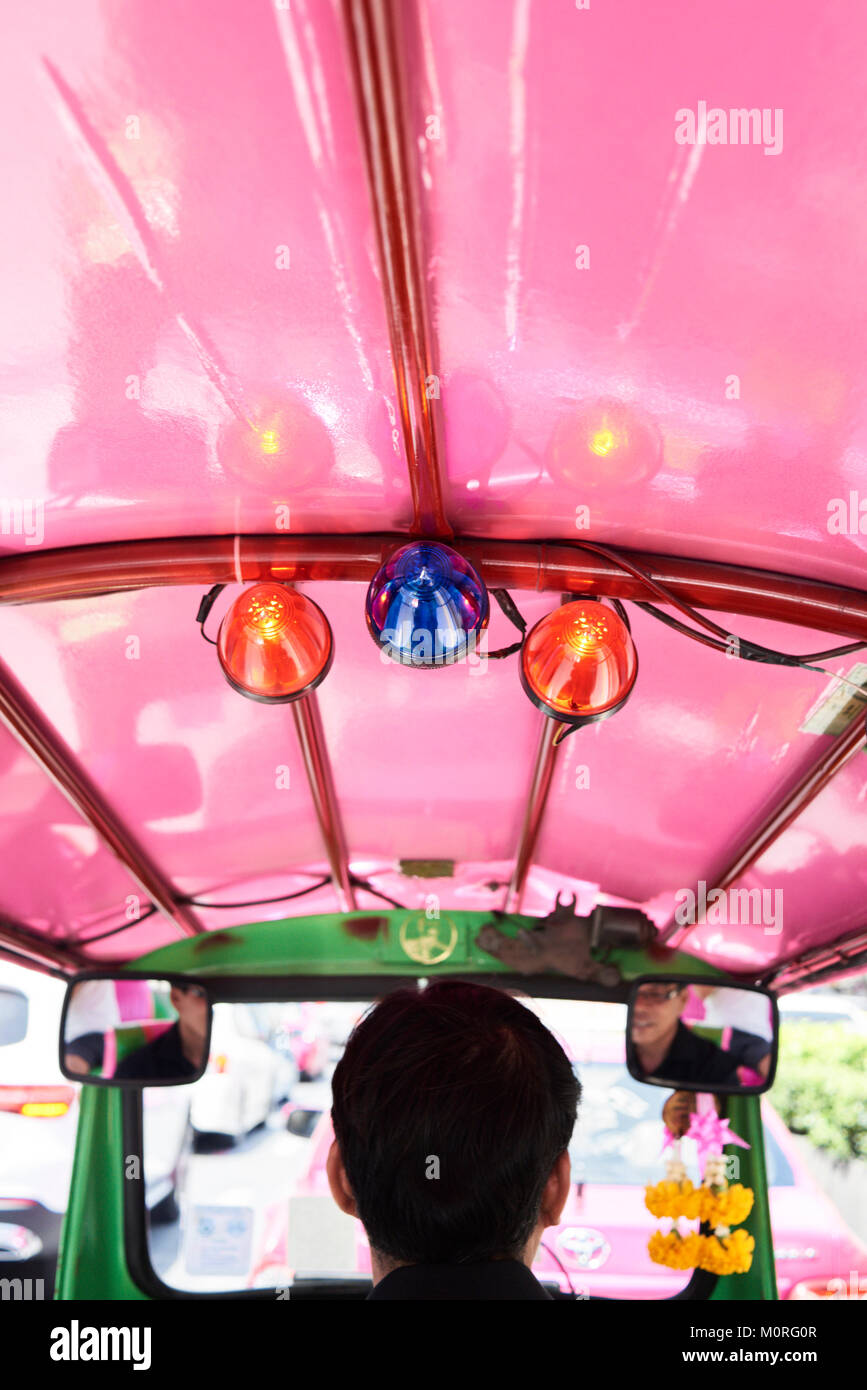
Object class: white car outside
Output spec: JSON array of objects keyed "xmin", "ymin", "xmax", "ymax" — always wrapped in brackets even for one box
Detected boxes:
[
  {"xmin": 188, "ymin": 1002, "xmax": 297, "ymax": 1140},
  {"xmin": 0, "ymin": 962, "xmax": 77, "ymax": 1270},
  {"xmin": 777, "ymin": 990, "xmax": 867, "ymax": 1031},
  {"xmin": 0, "ymin": 960, "xmax": 191, "ymax": 1279}
]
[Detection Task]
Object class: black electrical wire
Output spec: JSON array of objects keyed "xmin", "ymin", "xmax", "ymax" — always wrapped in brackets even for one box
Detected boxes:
[
  {"xmin": 588, "ymin": 541, "xmax": 866, "ymax": 664},
  {"xmin": 634, "ymin": 600, "xmax": 867, "ymax": 702},
  {"xmin": 352, "ymin": 871, "xmax": 514, "ymax": 906},
  {"xmin": 486, "ymin": 588, "xmax": 528, "ymax": 660},
  {"xmin": 0, "ymin": 942, "xmax": 70, "ymax": 978},
  {"xmin": 569, "ymin": 536, "xmax": 867, "ymax": 691},
  {"xmin": 629, "ymin": 599, "xmax": 711, "ymax": 640},
  {"xmin": 76, "ymin": 875, "xmax": 334, "ymax": 945},
  {"xmin": 184, "ymin": 876, "xmax": 331, "ymax": 909},
  {"xmin": 492, "ymin": 589, "xmax": 527, "ymax": 629},
  {"xmin": 570, "ymin": 539, "xmax": 732, "ymax": 640},
  {"xmin": 349, "ymin": 873, "xmax": 406, "ymax": 910},
  {"xmin": 76, "ymin": 872, "xmax": 414, "ymax": 947},
  {"xmin": 633, "ymin": 602, "xmax": 741, "ymax": 655},
  {"xmin": 609, "ymin": 597, "xmax": 632, "ymax": 633},
  {"xmin": 790, "ymin": 640, "xmax": 867, "ymax": 661},
  {"xmin": 75, "ymin": 905, "xmax": 161, "ymax": 945},
  {"xmin": 196, "ymin": 584, "xmax": 227, "ymax": 645},
  {"xmin": 76, "ymin": 872, "xmax": 437, "ymax": 948}
]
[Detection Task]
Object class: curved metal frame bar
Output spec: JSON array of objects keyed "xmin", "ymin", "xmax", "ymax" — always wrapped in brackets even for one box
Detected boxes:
[{"xmin": 2, "ymin": 533, "xmax": 867, "ymax": 641}]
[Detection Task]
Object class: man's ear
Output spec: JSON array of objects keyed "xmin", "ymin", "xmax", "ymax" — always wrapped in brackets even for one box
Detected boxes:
[
  {"xmin": 325, "ymin": 1138, "xmax": 358, "ymax": 1218},
  {"xmin": 539, "ymin": 1149, "xmax": 571, "ymax": 1228}
]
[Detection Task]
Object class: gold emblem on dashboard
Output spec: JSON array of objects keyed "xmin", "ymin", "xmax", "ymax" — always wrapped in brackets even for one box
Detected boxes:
[{"xmin": 398, "ymin": 913, "xmax": 458, "ymax": 965}]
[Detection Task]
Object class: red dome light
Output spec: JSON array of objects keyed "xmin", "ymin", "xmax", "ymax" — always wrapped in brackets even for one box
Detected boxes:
[
  {"xmin": 520, "ymin": 599, "xmax": 637, "ymax": 737},
  {"xmin": 217, "ymin": 584, "xmax": 333, "ymax": 703}
]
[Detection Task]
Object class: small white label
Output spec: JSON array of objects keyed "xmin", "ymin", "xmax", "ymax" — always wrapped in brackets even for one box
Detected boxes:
[
  {"xmin": 184, "ymin": 1205, "xmax": 253, "ymax": 1275},
  {"xmin": 800, "ymin": 663, "xmax": 867, "ymax": 736}
]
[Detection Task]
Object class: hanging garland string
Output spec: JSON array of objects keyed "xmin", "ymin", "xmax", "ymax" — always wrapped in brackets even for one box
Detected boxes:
[{"xmin": 645, "ymin": 1097, "xmax": 756, "ymax": 1276}]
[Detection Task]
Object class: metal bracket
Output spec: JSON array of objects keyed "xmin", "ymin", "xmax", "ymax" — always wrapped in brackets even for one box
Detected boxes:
[{"xmin": 476, "ymin": 893, "xmax": 623, "ymax": 986}]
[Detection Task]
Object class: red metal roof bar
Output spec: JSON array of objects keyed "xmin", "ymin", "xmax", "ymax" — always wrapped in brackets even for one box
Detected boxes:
[
  {"xmin": 769, "ymin": 925, "xmax": 867, "ymax": 993},
  {"xmin": 342, "ymin": 0, "xmax": 452, "ymax": 540},
  {"xmin": 0, "ymin": 915, "xmax": 87, "ymax": 972},
  {"xmin": 2, "ymin": 535, "xmax": 867, "ymax": 641},
  {"xmin": 658, "ymin": 710, "xmax": 867, "ymax": 945},
  {"xmin": 0, "ymin": 945, "xmax": 67, "ymax": 978},
  {"xmin": 291, "ymin": 694, "xmax": 357, "ymax": 913},
  {"xmin": 503, "ymin": 719, "xmax": 561, "ymax": 914},
  {"xmin": 0, "ymin": 653, "xmax": 202, "ymax": 940}
]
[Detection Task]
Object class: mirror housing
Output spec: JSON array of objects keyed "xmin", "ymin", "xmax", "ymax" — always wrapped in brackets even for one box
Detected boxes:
[
  {"xmin": 286, "ymin": 1106, "xmax": 322, "ymax": 1138},
  {"xmin": 59, "ymin": 971, "xmax": 212, "ymax": 1087},
  {"xmin": 625, "ymin": 975, "xmax": 778, "ymax": 1094}
]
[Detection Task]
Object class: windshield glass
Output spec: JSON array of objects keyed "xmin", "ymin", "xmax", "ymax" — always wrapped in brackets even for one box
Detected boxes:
[{"xmin": 142, "ymin": 996, "xmax": 783, "ymax": 1297}]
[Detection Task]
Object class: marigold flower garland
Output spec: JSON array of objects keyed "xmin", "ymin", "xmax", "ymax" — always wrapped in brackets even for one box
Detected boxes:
[{"xmin": 645, "ymin": 1101, "xmax": 755, "ymax": 1276}]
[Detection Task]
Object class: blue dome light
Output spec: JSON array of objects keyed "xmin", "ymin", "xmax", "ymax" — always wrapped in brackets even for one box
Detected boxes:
[{"xmin": 365, "ymin": 542, "xmax": 489, "ymax": 667}]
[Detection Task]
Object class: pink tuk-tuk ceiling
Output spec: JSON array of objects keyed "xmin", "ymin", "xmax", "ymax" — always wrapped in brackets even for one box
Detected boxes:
[{"xmin": 0, "ymin": 0, "xmax": 866, "ymax": 991}]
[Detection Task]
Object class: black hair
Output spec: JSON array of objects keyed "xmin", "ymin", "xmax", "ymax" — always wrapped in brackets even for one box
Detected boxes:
[{"xmin": 330, "ymin": 980, "xmax": 581, "ymax": 1264}]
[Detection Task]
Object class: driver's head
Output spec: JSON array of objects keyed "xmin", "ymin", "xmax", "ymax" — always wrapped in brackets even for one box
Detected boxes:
[
  {"xmin": 631, "ymin": 983, "xmax": 689, "ymax": 1047},
  {"xmin": 169, "ymin": 983, "xmax": 208, "ymax": 1033},
  {"xmin": 329, "ymin": 980, "xmax": 580, "ymax": 1266}
]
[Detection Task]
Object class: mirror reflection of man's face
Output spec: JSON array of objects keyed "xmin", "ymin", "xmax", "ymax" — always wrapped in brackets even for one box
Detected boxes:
[
  {"xmin": 631, "ymin": 984, "xmax": 688, "ymax": 1048},
  {"xmin": 170, "ymin": 984, "xmax": 208, "ymax": 1037}
]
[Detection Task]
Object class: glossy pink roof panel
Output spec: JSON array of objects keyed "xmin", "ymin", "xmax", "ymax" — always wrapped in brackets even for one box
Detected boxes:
[
  {"xmin": 0, "ymin": 1, "xmax": 864, "ymax": 574},
  {"xmin": 427, "ymin": 0, "xmax": 867, "ymax": 588},
  {"xmin": 0, "ymin": 0, "xmax": 411, "ymax": 548},
  {"xmin": 0, "ymin": 1, "xmax": 865, "ymax": 982}
]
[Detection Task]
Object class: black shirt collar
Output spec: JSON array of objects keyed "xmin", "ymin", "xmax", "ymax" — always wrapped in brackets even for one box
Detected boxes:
[{"xmin": 366, "ymin": 1259, "xmax": 554, "ymax": 1300}]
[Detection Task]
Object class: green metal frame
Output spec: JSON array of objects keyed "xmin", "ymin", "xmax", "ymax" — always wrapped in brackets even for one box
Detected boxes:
[{"xmin": 55, "ymin": 911, "xmax": 778, "ymax": 1300}]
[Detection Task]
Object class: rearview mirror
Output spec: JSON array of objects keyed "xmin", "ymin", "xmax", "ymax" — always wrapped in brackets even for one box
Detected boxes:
[
  {"xmin": 625, "ymin": 976, "xmax": 778, "ymax": 1094},
  {"xmin": 59, "ymin": 972, "xmax": 212, "ymax": 1086}
]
